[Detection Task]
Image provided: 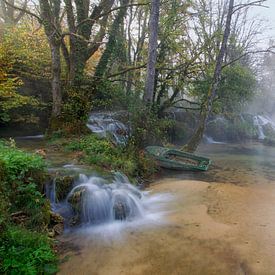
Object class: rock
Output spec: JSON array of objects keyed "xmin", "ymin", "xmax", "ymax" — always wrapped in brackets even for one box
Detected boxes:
[
  {"xmin": 11, "ymin": 211, "xmax": 28, "ymax": 225},
  {"xmin": 67, "ymin": 187, "xmax": 87, "ymax": 225},
  {"xmin": 49, "ymin": 211, "xmax": 64, "ymax": 236},
  {"xmin": 50, "ymin": 211, "xmax": 64, "ymax": 224},
  {"xmin": 35, "ymin": 149, "xmax": 46, "ymax": 158},
  {"xmin": 55, "ymin": 175, "xmax": 75, "ymax": 201},
  {"xmin": 48, "ymin": 229, "xmax": 55, "ymax": 238},
  {"xmin": 69, "ymin": 215, "xmax": 81, "ymax": 227},
  {"xmin": 53, "ymin": 223, "xmax": 64, "ymax": 235},
  {"xmin": 113, "ymin": 202, "xmax": 127, "ymax": 220},
  {"xmin": 67, "ymin": 187, "xmax": 86, "ymax": 210}
]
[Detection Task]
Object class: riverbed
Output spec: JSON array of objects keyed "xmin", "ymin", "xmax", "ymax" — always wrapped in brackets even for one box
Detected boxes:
[
  {"xmin": 55, "ymin": 142, "xmax": 275, "ymax": 274},
  {"xmin": 15, "ymin": 138, "xmax": 275, "ymax": 274}
]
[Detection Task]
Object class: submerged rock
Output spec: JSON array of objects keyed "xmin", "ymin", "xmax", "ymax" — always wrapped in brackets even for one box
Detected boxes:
[{"xmin": 113, "ymin": 202, "xmax": 126, "ymax": 220}]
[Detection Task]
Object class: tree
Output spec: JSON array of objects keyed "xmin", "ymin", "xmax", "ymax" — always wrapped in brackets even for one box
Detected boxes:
[
  {"xmin": 94, "ymin": 0, "xmax": 130, "ymax": 79},
  {"xmin": 39, "ymin": 0, "xmax": 62, "ymax": 118},
  {"xmin": 0, "ymin": 43, "xmax": 38, "ymax": 123},
  {"xmin": 63, "ymin": 0, "xmax": 115, "ymax": 84},
  {"xmin": 184, "ymin": 0, "xmax": 234, "ymax": 152},
  {"xmin": 143, "ymin": 0, "xmax": 160, "ymax": 104}
]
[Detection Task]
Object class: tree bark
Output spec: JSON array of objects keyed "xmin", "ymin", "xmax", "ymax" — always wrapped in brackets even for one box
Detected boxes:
[
  {"xmin": 39, "ymin": 0, "xmax": 62, "ymax": 118},
  {"xmin": 143, "ymin": 0, "xmax": 160, "ymax": 104},
  {"xmin": 50, "ymin": 40, "xmax": 62, "ymax": 117},
  {"xmin": 94, "ymin": 0, "xmax": 129, "ymax": 79},
  {"xmin": 184, "ymin": 0, "xmax": 235, "ymax": 152},
  {"xmin": 64, "ymin": 0, "xmax": 114, "ymax": 84}
]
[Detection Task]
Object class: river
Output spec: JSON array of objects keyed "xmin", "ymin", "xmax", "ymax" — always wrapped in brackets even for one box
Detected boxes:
[{"xmin": 16, "ymin": 138, "xmax": 275, "ymax": 274}]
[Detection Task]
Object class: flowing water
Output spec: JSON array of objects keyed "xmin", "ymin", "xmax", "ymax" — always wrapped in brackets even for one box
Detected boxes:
[
  {"xmin": 46, "ymin": 172, "xmax": 172, "ymax": 231},
  {"xmin": 87, "ymin": 112, "xmax": 129, "ymax": 145},
  {"xmin": 13, "ymin": 136, "xmax": 275, "ymax": 274},
  {"xmin": 58, "ymin": 142, "xmax": 275, "ymax": 275},
  {"xmin": 253, "ymin": 114, "xmax": 275, "ymax": 140}
]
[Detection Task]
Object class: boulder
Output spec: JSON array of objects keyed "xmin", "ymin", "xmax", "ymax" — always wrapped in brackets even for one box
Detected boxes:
[{"xmin": 55, "ymin": 175, "xmax": 75, "ymax": 202}]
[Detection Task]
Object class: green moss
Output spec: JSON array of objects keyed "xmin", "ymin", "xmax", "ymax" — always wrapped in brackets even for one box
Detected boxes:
[{"xmin": 55, "ymin": 176, "xmax": 74, "ymax": 201}]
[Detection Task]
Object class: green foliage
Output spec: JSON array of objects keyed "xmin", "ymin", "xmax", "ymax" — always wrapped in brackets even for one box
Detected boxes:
[
  {"xmin": 91, "ymin": 79, "xmax": 128, "ymax": 110},
  {"xmin": 65, "ymin": 134, "xmax": 156, "ymax": 178},
  {"xmin": 207, "ymin": 117, "xmax": 257, "ymax": 142},
  {"xmin": 192, "ymin": 63, "xmax": 256, "ymax": 115},
  {"xmin": 0, "ymin": 140, "xmax": 50, "ymax": 227},
  {"xmin": 94, "ymin": 0, "xmax": 128, "ymax": 79},
  {"xmin": 63, "ymin": 85, "xmax": 92, "ymax": 122},
  {"xmin": 0, "ymin": 141, "xmax": 57, "ymax": 274},
  {"xmin": 1, "ymin": 23, "xmax": 51, "ymax": 79},
  {"xmin": 0, "ymin": 227, "xmax": 57, "ymax": 275},
  {"xmin": 128, "ymin": 103, "xmax": 174, "ymax": 149}
]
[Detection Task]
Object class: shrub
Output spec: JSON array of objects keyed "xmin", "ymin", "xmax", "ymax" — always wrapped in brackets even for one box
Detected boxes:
[
  {"xmin": 65, "ymin": 134, "xmax": 156, "ymax": 179},
  {"xmin": 0, "ymin": 227, "xmax": 57, "ymax": 275},
  {"xmin": 0, "ymin": 141, "xmax": 57, "ymax": 273},
  {"xmin": 128, "ymin": 104, "xmax": 173, "ymax": 149},
  {"xmin": 0, "ymin": 141, "xmax": 49, "ymax": 229}
]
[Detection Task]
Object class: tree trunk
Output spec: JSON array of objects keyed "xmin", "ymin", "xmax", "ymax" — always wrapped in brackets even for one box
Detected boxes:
[
  {"xmin": 184, "ymin": 0, "xmax": 235, "ymax": 152},
  {"xmin": 143, "ymin": 0, "xmax": 160, "ymax": 104},
  {"xmin": 94, "ymin": 0, "xmax": 129, "ymax": 79},
  {"xmin": 50, "ymin": 40, "xmax": 62, "ymax": 117}
]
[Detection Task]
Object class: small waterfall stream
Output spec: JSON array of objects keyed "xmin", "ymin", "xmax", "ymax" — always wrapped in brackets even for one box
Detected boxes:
[
  {"xmin": 87, "ymin": 112, "xmax": 129, "ymax": 145},
  {"xmin": 47, "ymin": 171, "xmax": 172, "ymax": 230},
  {"xmin": 253, "ymin": 115, "xmax": 275, "ymax": 140}
]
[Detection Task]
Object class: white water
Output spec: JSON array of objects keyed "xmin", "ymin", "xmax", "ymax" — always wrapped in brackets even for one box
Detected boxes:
[
  {"xmin": 253, "ymin": 115, "xmax": 275, "ymax": 140},
  {"xmin": 87, "ymin": 112, "xmax": 128, "ymax": 145},
  {"xmin": 47, "ymin": 172, "xmax": 172, "ymax": 235},
  {"xmin": 204, "ymin": 135, "xmax": 226, "ymax": 144},
  {"xmin": 17, "ymin": 134, "xmax": 44, "ymax": 139}
]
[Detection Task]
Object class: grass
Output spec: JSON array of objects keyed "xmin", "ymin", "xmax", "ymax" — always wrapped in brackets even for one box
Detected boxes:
[{"xmin": 58, "ymin": 134, "xmax": 157, "ymax": 180}]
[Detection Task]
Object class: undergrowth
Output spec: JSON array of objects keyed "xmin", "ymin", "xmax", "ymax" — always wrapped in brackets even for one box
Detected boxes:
[
  {"xmin": 63, "ymin": 134, "xmax": 157, "ymax": 179},
  {"xmin": 0, "ymin": 140, "xmax": 57, "ymax": 274}
]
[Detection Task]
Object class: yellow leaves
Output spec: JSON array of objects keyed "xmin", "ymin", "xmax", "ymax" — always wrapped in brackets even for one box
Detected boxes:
[
  {"xmin": 0, "ymin": 41, "xmax": 39, "ymax": 122},
  {"xmin": 1, "ymin": 23, "xmax": 51, "ymax": 79}
]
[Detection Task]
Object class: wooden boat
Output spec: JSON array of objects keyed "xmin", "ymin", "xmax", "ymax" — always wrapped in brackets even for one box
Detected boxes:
[{"xmin": 145, "ymin": 146, "xmax": 211, "ymax": 171}]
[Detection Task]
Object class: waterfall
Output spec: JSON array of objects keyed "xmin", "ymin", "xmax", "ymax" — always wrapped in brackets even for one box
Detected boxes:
[
  {"xmin": 67, "ymin": 174, "xmax": 144, "ymax": 225},
  {"xmin": 46, "ymin": 172, "xmax": 172, "ymax": 229},
  {"xmin": 45, "ymin": 178, "xmax": 58, "ymax": 211},
  {"xmin": 253, "ymin": 116, "xmax": 265, "ymax": 140},
  {"xmin": 253, "ymin": 115, "xmax": 275, "ymax": 140},
  {"xmin": 87, "ymin": 112, "xmax": 129, "ymax": 145}
]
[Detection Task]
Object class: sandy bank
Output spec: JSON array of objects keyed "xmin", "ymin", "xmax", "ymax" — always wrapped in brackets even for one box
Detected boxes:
[{"xmin": 59, "ymin": 178, "xmax": 275, "ymax": 275}]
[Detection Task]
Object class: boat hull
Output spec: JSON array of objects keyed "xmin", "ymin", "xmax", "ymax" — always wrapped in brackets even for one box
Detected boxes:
[{"xmin": 145, "ymin": 146, "xmax": 211, "ymax": 171}]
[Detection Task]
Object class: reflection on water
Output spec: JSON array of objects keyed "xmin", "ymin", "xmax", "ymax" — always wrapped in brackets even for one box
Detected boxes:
[{"xmin": 164, "ymin": 142, "xmax": 275, "ymax": 185}]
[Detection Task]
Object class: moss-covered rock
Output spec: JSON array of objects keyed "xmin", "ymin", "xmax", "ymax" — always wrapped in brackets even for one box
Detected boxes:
[
  {"xmin": 263, "ymin": 124, "xmax": 275, "ymax": 139},
  {"xmin": 55, "ymin": 175, "xmax": 75, "ymax": 202},
  {"xmin": 263, "ymin": 137, "xmax": 275, "ymax": 147},
  {"xmin": 206, "ymin": 115, "xmax": 257, "ymax": 142}
]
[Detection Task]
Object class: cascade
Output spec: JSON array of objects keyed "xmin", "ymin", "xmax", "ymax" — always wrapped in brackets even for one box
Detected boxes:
[{"xmin": 87, "ymin": 112, "xmax": 129, "ymax": 145}]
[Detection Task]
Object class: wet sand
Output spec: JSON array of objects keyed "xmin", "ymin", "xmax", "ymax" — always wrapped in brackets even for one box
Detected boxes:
[{"xmin": 59, "ymin": 178, "xmax": 275, "ymax": 275}]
